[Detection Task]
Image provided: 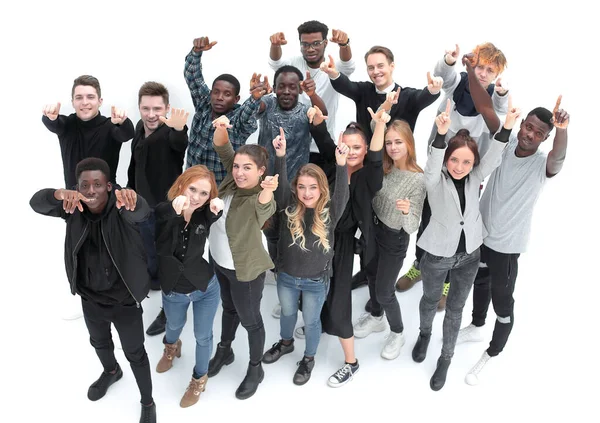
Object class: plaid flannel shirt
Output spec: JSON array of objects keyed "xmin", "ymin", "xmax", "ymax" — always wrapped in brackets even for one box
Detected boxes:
[{"xmin": 184, "ymin": 49, "xmax": 259, "ymax": 184}]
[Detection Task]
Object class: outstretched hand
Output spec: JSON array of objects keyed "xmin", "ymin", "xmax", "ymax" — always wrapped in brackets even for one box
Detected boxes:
[
  {"xmin": 269, "ymin": 32, "xmax": 287, "ymax": 46},
  {"xmin": 427, "ymin": 71, "xmax": 443, "ymax": 95},
  {"xmin": 172, "ymin": 195, "xmax": 190, "ymax": 215},
  {"xmin": 159, "ymin": 108, "xmax": 189, "ymax": 131},
  {"xmin": 43, "ymin": 102, "xmax": 61, "ymax": 121},
  {"xmin": 552, "ymin": 95, "xmax": 569, "ymax": 129},
  {"xmin": 250, "ymin": 73, "xmax": 272, "ymax": 100},
  {"xmin": 193, "ymin": 37, "xmax": 217, "ymax": 52},
  {"xmin": 212, "ymin": 115, "xmax": 232, "ymax": 129},
  {"xmin": 330, "ymin": 29, "xmax": 349, "ymax": 45},
  {"xmin": 210, "ymin": 197, "xmax": 224, "ymax": 215},
  {"xmin": 435, "ymin": 99, "xmax": 452, "ymax": 135},
  {"xmin": 55, "ymin": 189, "xmax": 91, "ymax": 214},
  {"xmin": 261, "ymin": 174, "xmax": 279, "ymax": 192},
  {"xmin": 367, "ymin": 107, "xmax": 391, "ymax": 124},
  {"xmin": 319, "ymin": 54, "xmax": 339, "ymax": 78},
  {"xmin": 307, "ymin": 105, "xmax": 328, "ymax": 126},
  {"xmin": 115, "ymin": 189, "xmax": 137, "ymax": 211},
  {"xmin": 494, "ymin": 77, "xmax": 508, "ymax": 96},
  {"xmin": 444, "ymin": 44, "xmax": 460, "ymax": 65},
  {"xmin": 111, "ymin": 106, "xmax": 127, "ymax": 125}
]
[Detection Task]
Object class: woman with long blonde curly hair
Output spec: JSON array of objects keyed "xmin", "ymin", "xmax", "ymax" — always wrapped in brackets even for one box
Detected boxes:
[{"xmin": 261, "ymin": 127, "xmax": 349, "ymax": 386}]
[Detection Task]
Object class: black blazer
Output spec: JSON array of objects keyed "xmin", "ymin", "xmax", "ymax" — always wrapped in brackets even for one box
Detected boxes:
[{"xmin": 155, "ymin": 201, "xmax": 222, "ymax": 293}]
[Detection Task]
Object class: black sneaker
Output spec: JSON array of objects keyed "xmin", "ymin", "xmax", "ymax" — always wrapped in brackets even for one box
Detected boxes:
[
  {"xmin": 262, "ymin": 339, "xmax": 294, "ymax": 364},
  {"xmin": 146, "ymin": 308, "xmax": 166, "ymax": 336},
  {"xmin": 87, "ymin": 363, "xmax": 123, "ymax": 401},
  {"xmin": 293, "ymin": 356, "xmax": 315, "ymax": 386},
  {"xmin": 139, "ymin": 402, "xmax": 156, "ymax": 423},
  {"xmin": 327, "ymin": 360, "xmax": 359, "ymax": 387}
]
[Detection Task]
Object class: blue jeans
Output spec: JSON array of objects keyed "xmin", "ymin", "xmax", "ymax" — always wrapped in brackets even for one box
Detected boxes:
[
  {"xmin": 162, "ymin": 276, "xmax": 220, "ymax": 378},
  {"xmin": 138, "ymin": 208, "xmax": 158, "ymax": 290},
  {"xmin": 277, "ymin": 271, "xmax": 329, "ymax": 357}
]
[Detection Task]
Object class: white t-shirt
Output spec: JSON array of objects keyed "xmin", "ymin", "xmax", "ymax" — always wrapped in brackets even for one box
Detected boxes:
[
  {"xmin": 480, "ymin": 134, "xmax": 548, "ymax": 254},
  {"xmin": 268, "ymin": 55, "xmax": 356, "ymax": 152},
  {"xmin": 208, "ymin": 194, "xmax": 235, "ymax": 269}
]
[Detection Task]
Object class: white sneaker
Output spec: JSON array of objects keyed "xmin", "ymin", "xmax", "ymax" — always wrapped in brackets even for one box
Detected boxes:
[
  {"xmin": 353, "ymin": 313, "xmax": 387, "ymax": 338},
  {"xmin": 294, "ymin": 326, "xmax": 305, "ymax": 339},
  {"xmin": 381, "ymin": 331, "xmax": 405, "ymax": 360},
  {"xmin": 457, "ymin": 324, "xmax": 484, "ymax": 344},
  {"xmin": 271, "ymin": 303, "xmax": 281, "ymax": 319},
  {"xmin": 265, "ymin": 271, "xmax": 277, "ymax": 286},
  {"xmin": 465, "ymin": 352, "xmax": 492, "ymax": 385}
]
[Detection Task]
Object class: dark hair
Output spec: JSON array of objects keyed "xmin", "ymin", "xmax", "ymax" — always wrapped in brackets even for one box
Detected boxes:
[
  {"xmin": 297, "ymin": 20, "xmax": 328, "ymax": 40},
  {"xmin": 212, "ymin": 74, "xmax": 240, "ymax": 96},
  {"xmin": 343, "ymin": 121, "xmax": 367, "ymax": 144},
  {"xmin": 75, "ymin": 157, "xmax": 111, "ymax": 182},
  {"xmin": 138, "ymin": 81, "xmax": 169, "ymax": 105},
  {"xmin": 444, "ymin": 129, "xmax": 480, "ymax": 168},
  {"xmin": 235, "ymin": 144, "xmax": 269, "ymax": 172},
  {"xmin": 364, "ymin": 46, "xmax": 394, "ymax": 64},
  {"xmin": 72, "ymin": 75, "xmax": 101, "ymax": 98},
  {"xmin": 274, "ymin": 65, "xmax": 304, "ymax": 87},
  {"xmin": 526, "ymin": 107, "xmax": 554, "ymax": 132}
]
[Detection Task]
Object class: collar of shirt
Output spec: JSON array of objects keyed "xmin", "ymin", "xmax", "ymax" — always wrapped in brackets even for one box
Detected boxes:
[{"xmin": 376, "ymin": 82, "xmax": 397, "ymax": 95}]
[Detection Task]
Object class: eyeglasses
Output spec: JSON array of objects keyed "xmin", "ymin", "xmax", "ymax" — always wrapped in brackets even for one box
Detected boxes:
[{"xmin": 300, "ymin": 40, "xmax": 326, "ymax": 50}]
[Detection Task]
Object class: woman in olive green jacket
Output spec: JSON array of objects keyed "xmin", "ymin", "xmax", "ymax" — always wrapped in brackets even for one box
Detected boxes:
[{"xmin": 206, "ymin": 116, "xmax": 278, "ymax": 400}]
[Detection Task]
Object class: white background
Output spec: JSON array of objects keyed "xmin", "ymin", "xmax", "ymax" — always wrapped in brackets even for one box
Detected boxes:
[{"xmin": 1, "ymin": 1, "xmax": 598, "ymax": 422}]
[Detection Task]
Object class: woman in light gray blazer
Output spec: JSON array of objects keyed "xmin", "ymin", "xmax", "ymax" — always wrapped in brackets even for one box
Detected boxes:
[{"xmin": 413, "ymin": 98, "xmax": 520, "ymax": 391}]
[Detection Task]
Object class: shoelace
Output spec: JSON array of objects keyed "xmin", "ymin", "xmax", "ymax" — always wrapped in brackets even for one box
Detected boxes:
[
  {"xmin": 384, "ymin": 332, "xmax": 400, "ymax": 347},
  {"xmin": 357, "ymin": 312, "xmax": 372, "ymax": 327},
  {"xmin": 333, "ymin": 364, "xmax": 352, "ymax": 381},
  {"xmin": 296, "ymin": 359, "xmax": 311, "ymax": 373},
  {"xmin": 469, "ymin": 355, "xmax": 490, "ymax": 375}
]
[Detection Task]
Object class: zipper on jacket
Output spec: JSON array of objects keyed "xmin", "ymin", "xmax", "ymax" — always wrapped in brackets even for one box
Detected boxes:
[
  {"xmin": 100, "ymin": 222, "xmax": 140, "ymax": 308},
  {"xmin": 71, "ymin": 222, "xmax": 90, "ymax": 295}
]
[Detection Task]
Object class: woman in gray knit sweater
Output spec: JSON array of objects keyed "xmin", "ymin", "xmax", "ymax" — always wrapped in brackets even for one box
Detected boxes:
[{"xmin": 352, "ymin": 119, "xmax": 426, "ymax": 361}]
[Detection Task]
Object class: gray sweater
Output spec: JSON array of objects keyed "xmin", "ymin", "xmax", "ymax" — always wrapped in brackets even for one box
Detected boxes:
[
  {"xmin": 372, "ymin": 167, "xmax": 426, "ymax": 233},
  {"xmin": 274, "ymin": 156, "xmax": 349, "ymax": 279}
]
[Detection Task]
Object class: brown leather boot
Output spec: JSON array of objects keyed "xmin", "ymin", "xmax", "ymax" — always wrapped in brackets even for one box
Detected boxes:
[
  {"xmin": 395, "ymin": 265, "xmax": 422, "ymax": 292},
  {"xmin": 156, "ymin": 339, "xmax": 182, "ymax": 373},
  {"xmin": 180, "ymin": 374, "xmax": 207, "ymax": 408}
]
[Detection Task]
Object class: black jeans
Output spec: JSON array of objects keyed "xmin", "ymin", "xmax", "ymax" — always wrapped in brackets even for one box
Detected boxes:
[
  {"xmin": 214, "ymin": 263, "xmax": 266, "ymax": 365},
  {"xmin": 81, "ymin": 298, "xmax": 153, "ymax": 405},
  {"xmin": 472, "ymin": 245, "xmax": 520, "ymax": 357},
  {"xmin": 366, "ymin": 215, "xmax": 409, "ymax": 333}
]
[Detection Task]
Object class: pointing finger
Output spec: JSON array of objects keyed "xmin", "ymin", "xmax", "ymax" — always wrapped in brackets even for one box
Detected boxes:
[{"xmin": 445, "ymin": 99, "xmax": 451, "ymax": 115}]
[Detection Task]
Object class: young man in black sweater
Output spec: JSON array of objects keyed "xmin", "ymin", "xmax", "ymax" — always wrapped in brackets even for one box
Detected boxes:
[
  {"xmin": 320, "ymin": 46, "xmax": 442, "ymax": 289},
  {"xmin": 29, "ymin": 158, "xmax": 156, "ymax": 423},
  {"xmin": 42, "ymin": 75, "xmax": 135, "ymax": 189},
  {"xmin": 127, "ymin": 81, "xmax": 189, "ymax": 337}
]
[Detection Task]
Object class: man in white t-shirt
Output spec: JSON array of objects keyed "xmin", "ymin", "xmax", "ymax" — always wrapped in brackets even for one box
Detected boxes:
[
  {"xmin": 268, "ymin": 20, "xmax": 355, "ymax": 168},
  {"xmin": 456, "ymin": 97, "xmax": 570, "ymax": 385}
]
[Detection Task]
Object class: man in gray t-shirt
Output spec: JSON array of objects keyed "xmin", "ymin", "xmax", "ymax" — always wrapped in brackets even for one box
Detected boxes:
[{"xmin": 456, "ymin": 98, "xmax": 570, "ymax": 386}]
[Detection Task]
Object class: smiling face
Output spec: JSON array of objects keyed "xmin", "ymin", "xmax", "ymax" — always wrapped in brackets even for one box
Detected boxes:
[
  {"xmin": 384, "ymin": 128, "xmax": 408, "ymax": 165},
  {"xmin": 300, "ymin": 32, "xmax": 327, "ymax": 67},
  {"xmin": 72, "ymin": 85, "xmax": 102, "ymax": 121},
  {"xmin": 296, "ymin": 175, "xmax": 321, "ymax": 209},
  {"xmin": 275, "ymin": 72, "xmax": 301, "ymax": 110},
  {"xmin": 77, "ymin": 170, "xmax": 112, "ymax": 213},
  {"xmin": 343, "ymin": 133, "xmax": 368, "ymax": 169},
  {"xmin": 232, "ymin": 154, "xmax": 265, "ymax": 189},
  {"xmin": 184, "ymin": 177, "xmax": 212, "ymax": 212},
  {"xmin": 139, "ymin": 95, "xmax": 169, "ymax": 135},
  {"xmin": 366, "ymin": 52, "xmax": 395, "ymax": 90},
  {"xmin": 446, "ymin": 146, "xmax": 475, "ymax": 180},
  {"xmin": 210, "ymin": 80, "xmax": 239, "ymax": 115},
  {"xmin": 516, "ymin": 114, "xmax": 552, "ymax": 156}
]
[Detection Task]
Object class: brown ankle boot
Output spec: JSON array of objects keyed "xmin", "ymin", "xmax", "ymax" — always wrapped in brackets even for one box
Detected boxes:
[
  {"xmin": 180, "ymin": 374, "xmax": 207, "ymax": 408},
  {"xmin": 156, "ymin": 339, "xmax": 182, "ymax": 373}
]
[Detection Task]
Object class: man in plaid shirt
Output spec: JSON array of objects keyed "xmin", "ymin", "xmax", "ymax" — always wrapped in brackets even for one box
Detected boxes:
[{"xmin": 185, "ymin": 36, "xmax": 270, "ymax": 185}]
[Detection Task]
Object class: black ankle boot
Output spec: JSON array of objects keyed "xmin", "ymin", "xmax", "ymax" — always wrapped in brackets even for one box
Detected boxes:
[
  {"xmin": 208, "ymin": 342, "xmax": 235, "ymax": 377},
  {"xmin": 235, "ymin": 362, "xmax": 264, "ymax": 400},
  {"xmin": 351, "ymin": 270, "xmax": 368, "ymax": 290},
  {"xmin": 430, "ymin": 356, "xmax": 452, "ymax": 391},
  {"xmin": 146, "ymin": 308, "xmax": 166, "ymax": 336},
  {"xmin": 139, "ymin": 402, "xmax": 156, "ymax": 423},
  {"xmin": 412, "ymin": 333, "xmax": 431, "ymax": 363},
  {"xmin": 88, "ymin": 363, "xmax": 123, "ymax": 401}
]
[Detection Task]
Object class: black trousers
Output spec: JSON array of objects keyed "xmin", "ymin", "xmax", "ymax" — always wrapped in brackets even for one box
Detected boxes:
[
  {"xmin": 214, "ymin": 263, "xmax": 266, "ymax": 365},
  {"xmin": 471, "ymin": 245, "xmax": 520, "ymax": 357},
  {"xmin": 81, "ymin": 297, "xmax": 153, "ymax": 405}
]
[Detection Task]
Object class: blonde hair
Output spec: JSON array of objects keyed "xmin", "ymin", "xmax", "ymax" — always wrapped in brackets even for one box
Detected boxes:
[
  {"xmin": 285, "ymin": 164, "xmax": 332, "ymax": 253},
  {"xmin": 383, "ymin": 120, "xmax": 423, "ymax": 174}
]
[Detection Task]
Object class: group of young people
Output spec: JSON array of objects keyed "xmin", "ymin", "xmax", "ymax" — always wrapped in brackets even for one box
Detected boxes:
[{"xmin": 32, "ymin": 19, "xmax": 570, "ymax": 423}]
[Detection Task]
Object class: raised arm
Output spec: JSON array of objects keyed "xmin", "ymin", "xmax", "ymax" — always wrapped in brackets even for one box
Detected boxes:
[
  {"xmin": 329, "ymin": 29, "xmax": 353, "ymax": 64},
  {"xmin": 159, "ymin": 108, "xmax": 190, "ymax": 152},
  {"xmin": 308, "ymin": 106, "xmax": 336, "ymax": 164},
  {"xmin": 434, "ymin": 44, "xmax": 461, "ymax": 92},
  {"xmin": 330, "ymin": 143, "xmax": 350, "ymax": 223},
  {"xmin": 463, "ymin": 54, "xmax": 500, "ymax": 134},
  {"xmin": 300, "ymin": 71, "xmax": 328, "ymax": 115},
  {"xmin": 42, "ymin": 102, "xmax": 68, "ymax": 136},
  {"xmin": 228, "ymin": 73, "xmax": 268, "ymax": 140},
  {"xmin": 269, "ymin": 32, "xmax": 287, "ymax": 63},
  {"xmin": 109, "ymin": 106, "xmax": 134, "ymax": 143},
  {"xmin": 424, "ymin": 100, "xmax": 452, "ymax": 189},
  {"xmin": 272, "ymin": 127, "xmax": 292, "ymax": 210},
  {"xmin": 212, "ymin": 116, "xmax": 235, "ymax": 172},
  {"xmin": 546, "ymin": 95, "xmax": 569, "ymax": 177},
  {"xmin": 184, "ymin": 37, "xmax": 217, "ymax": 112},
  {"xmin": 321, "ymin": 55, "xmax": 363, "ymax": 102},
  {"xmin": 407, "ymin": 72, "xmax": 442, "ymax": 113},
  {"xmin": 115, "ymin": 189, "xmax": 150, "ymax": 224}
]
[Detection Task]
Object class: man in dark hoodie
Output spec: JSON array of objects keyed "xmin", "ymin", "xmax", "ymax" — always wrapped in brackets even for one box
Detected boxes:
[{"xmin": 29, "ymin": 158, "xmax": 156, "ymax": 423}]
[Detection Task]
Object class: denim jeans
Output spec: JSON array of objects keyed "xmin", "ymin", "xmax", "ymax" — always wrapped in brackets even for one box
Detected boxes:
[
  {"xmin": 366, "ymin": 216, "xmax": 409, "ymax": 333},
  {"xmin": 277, "ymin": 271, "xmax": 329, "ymax": 357},
  {"xmin": 162, "ymin": 276, "xmax": 220, "ymax": 378},
  {"xmin": 138, "ymin": 208, "xmax": 158, "ymax": 290},
  {"xmin": 472, "ymin": 245, "xmax": 520, "ymax": 357},
  {"xmin": 419, "ymin": 248, "xmax": 480, "ymax": 359},
  {"xmin": 214, "ymin": 263, "xmax": 266, "ymax": 365}
]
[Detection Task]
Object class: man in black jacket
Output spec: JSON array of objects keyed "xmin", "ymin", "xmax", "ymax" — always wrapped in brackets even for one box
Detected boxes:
[
  {"xmin": 30, "ymin": 158, "xmax": 156, "ymax": 423},
  {"xmin": 127, "ymin": 81, "xmax": 189, "ymax": 336}
]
